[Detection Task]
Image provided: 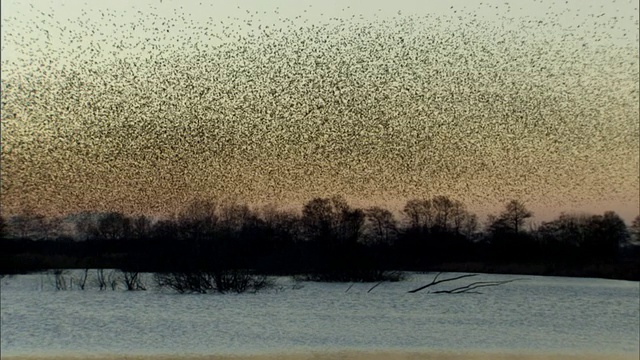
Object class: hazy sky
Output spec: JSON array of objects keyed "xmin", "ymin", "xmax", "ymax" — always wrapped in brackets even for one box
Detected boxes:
[{"xmin": 1, "ymin": 0, "xmax": 638, "ymax": 221}]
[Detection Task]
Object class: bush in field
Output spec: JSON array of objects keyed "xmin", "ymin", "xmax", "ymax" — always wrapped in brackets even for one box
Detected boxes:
[
  {"xmin": 302, "ymin": 269, "xmax": 405, "ymax": 283},
  {"xmin": 73, "ymin": 269, "xmax": 90, "ymax": 290},
  {"xmin": 49, "ymin": 269, "xmax": 70, "ymax": 290},
  {"xmin": 121, "ymin": 271, "xmax": 146, "ymax": 291},
  {"xmin": 154, "ymin": 269, "xmax": 273, "ymax": 294},
  {"xmin": 95, "ymin": 269, "xmax": 119, "ymax": 290}
]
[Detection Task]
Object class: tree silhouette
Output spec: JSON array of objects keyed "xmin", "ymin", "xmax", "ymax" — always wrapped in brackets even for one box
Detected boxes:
[
  {"xmin": 401, "ymin": 196, "xmax": 476, "ymax": 235},
  {"xmin": 8, "ymin": 209, "xmax": 44, "ymax": 239},
  {"xmin": 584, "ymin": 211, "xmax": 629, "ymax": 260},
  {"xmin": 363, "ymin": 206, "xmax": 398, "ymax": 245},
  {"xmin": 1, "ymin": 195, "xmax": 638, "ymax": 282},
  {"xmin": 131, "ymin": 215, "xmax": 152, "ymax": 240},
  {"xmin": 97, "ymin": 212, "xmax": 131, "ymax": 240},
  {"xmin": 402, "ymin": 198, "xmax": 433, "ymax": 231},
  {"xmin": 489, "ymin": 200, "xmax": 533, "ymax": 235},
  {"xmin": 631, "ymin": 215, "xmax": 640, "ymax": 244},
  {"xmin": 73, "ymin": 212, "xmax": 101, "ymax": 241},
  {"xmin": 432, "ymin": 195, "xmax": 456, "ymax": 231},
  {"xmin": 301, "ymin": 196, "xmax": 339, "ymax": 243},
  {"xmin": 0, "ymin": 216, "xmax": 6, "ymax": 240},
  {"xmin": 178, "ymin": 198, "xmax": 218, "ymax": 242},
  {"xmin": 538, "ymin": 213, "xmax": 591, "ymax": 247}
]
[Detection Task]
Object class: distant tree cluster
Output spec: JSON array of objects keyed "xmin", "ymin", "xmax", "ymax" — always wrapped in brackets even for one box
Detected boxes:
[{"xmin": 1, "ymin": 196, "xmax": 639, "ymax": 283}]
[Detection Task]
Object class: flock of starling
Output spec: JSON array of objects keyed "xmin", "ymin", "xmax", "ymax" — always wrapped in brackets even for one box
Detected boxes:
[{"xmin": 1, "ymin": 0, "xmax": 638, "ymax": 217}]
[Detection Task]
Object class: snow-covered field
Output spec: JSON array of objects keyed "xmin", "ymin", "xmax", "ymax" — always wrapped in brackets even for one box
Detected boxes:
[{"xmin": 1, "ymin": 272, "xmax": 638, "ymax": 358}]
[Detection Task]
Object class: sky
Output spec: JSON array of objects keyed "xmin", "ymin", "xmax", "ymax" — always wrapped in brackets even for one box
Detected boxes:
[{"xmin": 1, "ymin": 0, "xmax": 639, "ymax": 222}]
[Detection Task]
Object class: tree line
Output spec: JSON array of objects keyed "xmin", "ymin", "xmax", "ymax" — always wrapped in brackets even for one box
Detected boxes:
[{"xmin": 2, "ymin": 196, "xmax": 639, "ymax": 282}]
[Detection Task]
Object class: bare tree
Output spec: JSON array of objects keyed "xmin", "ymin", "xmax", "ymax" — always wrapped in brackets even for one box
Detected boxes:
[
  {"xmin": 502, "ymin": 200, "xmax": 533, "ymax": 234},
  {"xmin": 592, "ymin": 211, "xmax": 630, "ymax": 257},
  {"xmin": 213, "ymin": 270, "xmax": 272, "ymax": 294},
  {"xmin": 8, "ymin": 208, "xmax": 43, "ymax": 239},
  {"xmin": 487, "ymin": 200, "xmax": 533, "ymax": 235},
  {"xmin": 302, "ymin": 197, "xmax": 335, "ymax": 241},
  {"xmin": 438, "ymin": 197, "xmax": 475, "ymax": 234},
  {"xmin": 73, "ymin": 269, "xmax": 90, "ymax": 290},
  {"xmin": 108, "ymin": 271, "xmax": 120, "ymax": 290},
  {"xmin": 50, "ymin": 269, "xmax": 68, "ymax": 291},
  {"xmin": 28, "ymin": 214, "xmax": 47, "ymax": 240},
  {"xmin": 154, "ymin": 271, "xmax": 214, "ymax": 294},
  {"xmin": 0, "ymin": 215, "xmax": 7, "ymax": 240},
  {"xmin": 432, "ymin": 195, "xmax": 455, "ymax": 230},
  {"xmin": 95, "ymin": 269, "xmax": 108, "ymax": 290},
  {"xmin": 179, "ymin": 198, "xmax": 219, "ymax": 241},
  {"xmin": 630, "ymin": 215, "xmax": 640, "ymax": 245},
  {"xmin": 301, "ymin": 195, "xmax": 365, "ymax": 246},
  {"xmin": 538, "ymin": 212, "xmax": 592, "ymax": 247},
  {"xmin": 154, "ymin": 270, "xmax": 272, "ymax": 294},
  {"xmin": 219, "ymin": 201, "xmax": 253, "ymax": 232},
  {"xmin": 363, "ymin": 206, "xmax": 398, "ymax": 244},
  {"xmin": 41, "ymin": 216, "xmax": 64, "ymax": 240},
  {"xmin": 260, "ymin": 204, "xmax": 301, "ymax": 237},
  {"xmin": 131, "ymin": 215, "xmax": 152, "ymax": 239},
  {"xmin": 402, "ymin": 196, "xmax": 476, "ymax": 235},
  {"xmin": 336, "ymin": 206, "xmax": 365, "ymax": 246},
  {"xmin": 94, "ymin": 269, "xmax": 119, "ymax": 290},
  {"xmin": 74, "ymin": 212, "xmax": 99, "ymax": 240},
  {"xmin": 121, "ymin": 271, "xmax": 146, "ymax": 291},
  {"xmin": 97, "ymin": 212, "xmax": 131, "ymax": 240},
  {"xmin": 402, "ymin": 198, "xmax": 434, "ymax": 230},
  {"xmin": 460, "ymin": 212, "xmax": 479, "ymax": 239}
]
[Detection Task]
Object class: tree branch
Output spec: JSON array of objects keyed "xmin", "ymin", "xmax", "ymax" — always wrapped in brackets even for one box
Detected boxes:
[
  {"xmin": 432, "ymin": 278, "xmax": 524, "ymax": 294},
  {"xmin": 367, "ymin": 281, "xmax": 382, "ymax": 293},
  {"xmin": 407, "ymin": 272, "xmax": 478, "ymax": 293}
]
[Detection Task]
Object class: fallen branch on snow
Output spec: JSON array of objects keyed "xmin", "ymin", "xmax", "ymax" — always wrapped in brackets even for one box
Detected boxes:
[{"xmin": 408, "ymin": 272, "xmax": 523, "ymax": 294}]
